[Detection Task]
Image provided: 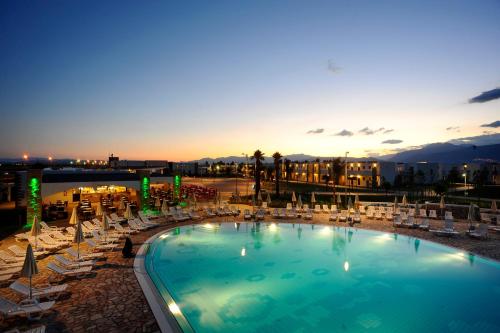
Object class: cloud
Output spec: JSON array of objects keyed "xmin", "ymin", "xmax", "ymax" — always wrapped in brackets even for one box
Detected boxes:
[
  {"xmin": 448, "ymin": 133, "xmax": 500, "ymax": 146},
  {"xmin": 469, "ymin": 88, "xmax": 500, "ymax": 103},
  {"xmin": 359, "ymin": 127, "xmax": 385, "ymax": 135},
  {"xmin": 307, "ymin": 128, "xmax": 324, "ymax": 134},
  {"xmin": 382, "ymin": 139, "xmax": 403, "ymax": 144},
  {"xmin": 480, "ymin": 120, "xmax": 500, "ymax": 128},
  {"xmin": 446, "ymin": 126, "xmax": 460, "ymax": 131},
  {"xmin": 383, "ymin": 129, "xmax": 394, "ymax": 134},
  {"xmin": 334, "ymin": 129, "xmax": 353, "ymax": 137}
]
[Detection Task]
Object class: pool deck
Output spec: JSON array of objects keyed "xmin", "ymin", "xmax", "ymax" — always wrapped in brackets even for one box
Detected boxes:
[{"xmin": 1, "ymin": 207, "xmax": 500, "ymax": 332}]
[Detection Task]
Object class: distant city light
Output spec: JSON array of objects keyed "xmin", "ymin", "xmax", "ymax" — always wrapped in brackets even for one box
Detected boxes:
[
  {"xmin": 23, "ymin": 154, "xmax": 28, "ymax": 160},
  {"xmin": 48, "ymin": 156, "xmax": 53, "ymax": 161}
]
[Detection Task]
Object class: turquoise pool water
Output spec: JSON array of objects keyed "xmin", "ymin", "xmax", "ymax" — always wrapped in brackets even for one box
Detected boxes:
[{"xmin": 145, "ymin": 223, "xmax": 500, "ymax": 333}]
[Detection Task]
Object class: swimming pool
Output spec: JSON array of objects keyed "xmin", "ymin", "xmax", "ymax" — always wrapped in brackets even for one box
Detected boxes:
[{"xmin": 143, "ymin": 223, "xmax": 500, "ymax": 332}]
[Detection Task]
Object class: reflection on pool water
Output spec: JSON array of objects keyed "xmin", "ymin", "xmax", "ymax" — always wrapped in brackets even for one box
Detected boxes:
[{"xmin": 145, "ymin": 223, "xmax": 500, "ymax": 333}]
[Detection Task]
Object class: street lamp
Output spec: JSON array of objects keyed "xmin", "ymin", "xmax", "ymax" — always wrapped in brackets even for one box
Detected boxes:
[
  {"xmin": 344, "ymin": 152, "xmax": 349, "ymax": 202},
  {"xmin": 463, "ymin": 164, "xmax": 468, "ymax": 196}
]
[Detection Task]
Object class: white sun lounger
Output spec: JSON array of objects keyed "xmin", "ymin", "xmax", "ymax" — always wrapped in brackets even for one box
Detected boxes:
[
  {"xmin": 85, "ymin": 239, "xmax": 117, "ymax": 252},
  {"xmin": 303, "ymin": 209, "xmax": 313, "ymax": 220},
  {"xmin": 339, "ymin": 210, "xmax": 348, "ymax": 222},
  {"xmin": 65, "ymin": 248, "xmax": 104, "ymax": 261},
  {"xmin": 430, "ymin": 220, "xmax": 459, "ymax": 237},
  {"xmin": 329, "ymin": 211, "xmax": 338, "ymax": 221},
  {"xmin": 10, "ymin": 280, "xmax": 68, "ymax": 300},
  {"xmin": 54, "ymin": 255, "xmax": 95, "ymax": 268},
  {"xmin": 47, "ymin": 262, "xmax": 93, "ymax": 278},
  {"xmin": 419, "ymin": 218, "xmax": 430, "ymax": 231},
  {"xmin": 0, "ymin": 250, "xmax": 25, "ymax": 263},
  {"xmin": 468, "ymin": 223, "xmax": 488, "ymax": 239},
  {"xmin": 272, "ymin": 208, "xmax": 280, "ymax": 219},
  {"xmin": 0, "ymin": 296, "xmax": 55, "ymax": 320},
  {"xmin": 314, "ymin": 205, "xmax": 322, "ymax": 214}
]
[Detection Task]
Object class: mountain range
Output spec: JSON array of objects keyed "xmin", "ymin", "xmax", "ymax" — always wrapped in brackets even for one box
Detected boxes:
[{"xmin": 192, "ymin": 143, "xmax": 500, "ymax": 164}]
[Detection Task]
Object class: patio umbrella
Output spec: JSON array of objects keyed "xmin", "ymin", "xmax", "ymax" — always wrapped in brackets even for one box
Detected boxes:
[
  {"xmin": 347, "ymin": 196, "xmax": 353, "ymax": 210},
  {"xmin": 155, "ymin": 197, "xmax": 161, "ymax": 209},
  {"xmin": 297, "ymin": 195, "xmax": 303, "ymax": 209},
  {"xmin": 439, "ymin": 195, "xmax": 445, "ymax": 219},
  {"xmin": 311, "ymin": 192, "xmax": 316, "ymax": 205},
  {"xmin": 491, "ymin": 200, "xmax": 497, "ymax": 213},
  {"xmin": 102, "ymin": 214, "xmax": 110, "ymax": 242},
  {"xmin": 337, "ymin": 193, "xmax": 342, "ymax": 206},
  {"xmin": 20, "ymin": 244, "xmax": 38, "ymax": 299},
  {"xmin": 69, "ymin": 206, "xmax": 78, "ymax": 225},
  {"xmin": 161, "ymin": 199, "xmax": 168, "ymax": 213},
  {"xmin": 257, "ymin": 190, "xmax": 263, "ymax": 203},
  {"xmin": 74, "ymin": 218, "xmax": 84, "ymax": 261},
  {"xmin": 30, "ymin": 216, "xmax": 41, "ymax": 250},
  {"xmin": 95, "ymin": 203, "xmax": 103, "ymax": 217},
  {"xmin": 402, "ymin": 194, "xmax": 407, "ymax": 206},
  {"xmin": 291, "ymin": 192, "xmax": 297, "ymax": 203},
  {"xmin": 266, "ymin": 193, "xmax": 272, "ymax": 205},
  {"xmin": 467, "ymin": 203, "xmax": 474, "ymax": 230},
  {"xmin": 354, "ymin": 194, "xmax": 360, "ymax": 209},
  {"xmin": 119, "ymin": 200, "xmax": 125, "ymax": 211},
  {"xmin": 124, "ymin": 203, "xmax": 133, "ymax": 219},
  {"xmin": 393, "ymin": 196, "xmax": 398, "ymax": 209}
]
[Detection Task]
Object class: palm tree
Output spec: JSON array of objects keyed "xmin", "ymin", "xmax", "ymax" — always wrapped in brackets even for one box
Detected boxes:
[
  {"xmin": 272, "ymin": 152, "xmax": 282, "ymax": 197},
  {"xmin": 251, "ymin": 150, "xmax": 265, "ymax": 196}
]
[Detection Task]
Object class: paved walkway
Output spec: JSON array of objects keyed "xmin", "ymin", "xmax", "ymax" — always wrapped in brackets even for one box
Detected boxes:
[{"xmin": 1, "ymin": 207, "xmax": 500, "ymax": 332}]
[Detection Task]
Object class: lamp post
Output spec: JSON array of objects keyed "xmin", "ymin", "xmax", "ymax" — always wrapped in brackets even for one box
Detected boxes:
[
  {"xmin": 463, "ymin": 164, "xmax": 468, "ymax": 196},
  {"xmin": 345, "ymin": 151, "xmax": 349, "ymax": 206}
]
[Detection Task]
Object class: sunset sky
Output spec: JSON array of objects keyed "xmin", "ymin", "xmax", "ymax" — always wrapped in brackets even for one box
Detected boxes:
[{"xmin": 1, "ymin": 0, "xmax": 499, "ymax": 161}]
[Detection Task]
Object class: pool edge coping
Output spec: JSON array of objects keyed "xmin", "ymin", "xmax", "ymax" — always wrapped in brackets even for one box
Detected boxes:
[{"xmin": 134, "ymin": 229, "xmax": 183, "ymax": 333}]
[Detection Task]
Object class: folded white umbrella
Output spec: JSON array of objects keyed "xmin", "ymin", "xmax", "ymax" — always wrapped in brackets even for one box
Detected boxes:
[
  {"xmin": 102, "ymin": 214, "xmax": 110, "ymax": 242},
  {"xmin": 124, "ymin": 203, "xmax": 133, "ymax": 219},
  {"xmin": 266, "ymin": 193, "xmax": 272, "ymax": 205},
  {"xmin": 257, "ymin": 190, "xmax": 263, "ymax": 203},
  {"xmin": 402, "ymin": 194, "xmax": 407, "ymax": 206},
  {"xmin": 491, "ymin": 200, "xmax": 497, "ymax": 213},
  {"xmin": 74, "ymin": 218, "xmax": 85, "ymax": 261},
  {"xmin": 291, "ymin": 192, "xmax": 297, "ymax": 203},
  {"xmin": 394, "ymin": 196, "xmax": 398, "ymax": 208},
  {"xmin": 347, "ymin": 196, "xmax": 353, "ymax": 210},
  {"xmin": 69, "ymin": 206, "xmax": 78, "ymax": 225},
  {"xmin": 30, "ymin": 216, "xmax": 41, "ymax": 250},
  {"xmin": 119, "ymin": 200, "xmax": 125, "ymax": 210},
  {"xmin": 311, "ymin": 192, "xmax": 316, "ymax": 204},
  {"xmin": 354, "ymin": 194, "xmax": 360, "ymax": 207},
  {"xmin": 20, "ymin": 244, "xmax": 38, "ymax": 299},
  {"xmin": 439, "ymin": 195, "xmax": 445, "ymax": 209},
  {"xmin": 337, "ymin": 193, "xmax": 342, "ymax": 206},
  {"xmin": 161, "ymin": 199, "xmax": 168, "ymax": 212},
  {"xmin": 155, "ymin": 197, "xmax": 161, "ymax": 208},
  {"xmin": 297, "ymin": 195, "xmax": 303, "ymax": 209},
  {"xmin": 95, "ymin": 203, "xmax": 103, "ymax": 217}
]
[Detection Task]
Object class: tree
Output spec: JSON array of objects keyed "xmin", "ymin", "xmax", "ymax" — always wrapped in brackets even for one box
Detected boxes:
[
  {"xmin": 382, "ymin": 180, "xmax": 392, "ymax": 195},
  {"xmin": 331, "ymin": 158, "xmax": 344, "ymax": 186},
  {"xmin": 251, "ymin": 150, "xmax": 265, "ymax": 196},
  {"xmin": 432, "ymin": 180, "xmax": 449, "ymax": 197},
  {"xmin": 284, "ymin": 159, "xmax": 291, "ymax": 192},
  {"xmin": 272, "ymin": 152, "xmax": 282, "ymax": 197},
  {"xmin": 447, "ymin": 167, "xmax": 460, "ymax": 183}
]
